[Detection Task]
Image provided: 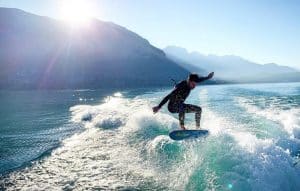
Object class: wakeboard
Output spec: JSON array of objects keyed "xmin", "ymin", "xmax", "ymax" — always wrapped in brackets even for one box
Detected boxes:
[{"xmin": 169, "ymin": 129, "xmax": 209, "ymax": 141}]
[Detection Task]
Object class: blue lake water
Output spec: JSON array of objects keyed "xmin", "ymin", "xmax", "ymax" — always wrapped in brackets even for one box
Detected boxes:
[{"xmin": 1, "ymin": 83, "xmax": 300, "ymax": 190}]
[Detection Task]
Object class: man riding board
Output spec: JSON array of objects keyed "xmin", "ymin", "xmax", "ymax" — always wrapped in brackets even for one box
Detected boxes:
[{"xmin": 152, "ymin": 72, "xmax": 214, "ymax": 130}]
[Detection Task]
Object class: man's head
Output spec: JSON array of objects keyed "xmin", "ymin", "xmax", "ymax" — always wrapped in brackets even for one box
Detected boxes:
[{"xmin": 188, "ymin": 73, "xmax": 201, "ymax": 89}]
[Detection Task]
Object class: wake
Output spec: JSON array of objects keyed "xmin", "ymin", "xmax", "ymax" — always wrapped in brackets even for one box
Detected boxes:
[{"xmin": 2, "ymin": 90, "xmax": 300, "ymax": 191}]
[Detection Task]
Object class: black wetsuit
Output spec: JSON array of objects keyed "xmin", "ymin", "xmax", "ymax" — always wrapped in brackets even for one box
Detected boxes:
[{"xmin": 158, "ymin": 78, "xmax": 208, "ymax": 127}]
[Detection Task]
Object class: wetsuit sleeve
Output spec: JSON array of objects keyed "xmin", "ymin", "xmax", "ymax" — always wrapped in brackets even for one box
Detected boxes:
[
  {"xmin": 158, "ymin": 84, "xmax": 181, "ymax": 108},
  {"xmin": 158, "ymin": 81, "xmax": 185, "ymax": 108},
  {"xmin": 197, "ymin": 76, "xmax": 210, "ymax": 83},
  {"xmin": 158, "ymin": 93, "xmax": 171, "ymax": 108}
]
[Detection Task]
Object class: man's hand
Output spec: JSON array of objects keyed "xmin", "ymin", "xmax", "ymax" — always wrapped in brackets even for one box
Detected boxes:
[
  {"xmin": 152, "ymin": 106, "xmax": 160, "ymax": 114},
  {"xmin": 207, "ymin": 72, "xmax": 214, "ymax": 79}
]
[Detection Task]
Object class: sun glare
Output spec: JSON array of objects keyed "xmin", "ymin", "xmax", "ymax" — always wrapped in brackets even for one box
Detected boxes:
[{"xmin": 60, "ymin": 0, "xmax": 93, "ymax": 26}]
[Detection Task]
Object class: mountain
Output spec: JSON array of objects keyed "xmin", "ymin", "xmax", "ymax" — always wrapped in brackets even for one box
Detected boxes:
[
  {"xmin": 0, "ymin": 8, "xmax": 189, "ymax": 89},
  {"xmin": 164, "ymin": 46, "xmax": 300, "ymax": 83}
]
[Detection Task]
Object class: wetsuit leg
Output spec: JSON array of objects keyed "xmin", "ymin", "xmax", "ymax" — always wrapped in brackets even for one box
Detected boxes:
[
  {"xmin": 178, "ymin": 103, "xmax": 185, "ymax": 126},
  {"xmin": 168, "ymin": 103, "xmax": 202, "ymax": 127},
  {"xmin": 183, "ymin": 104, "xmax": 202, "ymax": 128},
  {"xmin": 168, "ymin": 102, "xmax": 185, "ymax": 126}
]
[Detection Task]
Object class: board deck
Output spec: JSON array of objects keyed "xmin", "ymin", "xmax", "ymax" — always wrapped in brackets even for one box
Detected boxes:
[{"xmin": 169, "ymin": 129, "xmax": 209, "ymax": 141}]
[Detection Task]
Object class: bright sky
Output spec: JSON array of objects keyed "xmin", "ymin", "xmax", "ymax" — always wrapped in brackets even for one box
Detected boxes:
[{"xmin": 1, "ymin": 0, "xmax": 299, "ymax": 69}]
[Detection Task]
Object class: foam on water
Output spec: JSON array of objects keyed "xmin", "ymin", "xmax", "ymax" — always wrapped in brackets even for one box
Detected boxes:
[
  {"xmin": 2, "ymin": 88, "xmax": 300, "ymax": 190},
  {"xmin": 200, "ymin": 105, "xmax": 299, "ymax": 190},
  {"xmin": 1, "ymin": 96, "xmax": 169, "ymax": 190},
  {"xmin": 236, "ymin": 97, "xmax": 300, "ymax": 138}
]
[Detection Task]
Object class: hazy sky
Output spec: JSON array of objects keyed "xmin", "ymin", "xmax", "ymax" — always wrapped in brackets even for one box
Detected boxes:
[{"xmin": 1, "ymin": 0, "xmax": 299, "ymax": 69}]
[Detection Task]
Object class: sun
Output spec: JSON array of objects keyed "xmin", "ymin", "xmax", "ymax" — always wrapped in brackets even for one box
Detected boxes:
[{"xmin": 60, "ymin": 0, "xmax": 92, "ymax": 26}]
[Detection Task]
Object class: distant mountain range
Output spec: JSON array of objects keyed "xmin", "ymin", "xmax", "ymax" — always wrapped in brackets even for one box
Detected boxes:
[
  {"xmin": 0, "ymin": 8, "xmax": 190, "ymax": 89},
  {"xmin": 164, "ymin": 46, "xmax": 300, "ymax": 83}
]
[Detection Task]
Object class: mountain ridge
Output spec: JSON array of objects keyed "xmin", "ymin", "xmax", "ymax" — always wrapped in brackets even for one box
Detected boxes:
[{"xmin": 0, "ymin": 7, "xmax": 190, "ymax": 89}]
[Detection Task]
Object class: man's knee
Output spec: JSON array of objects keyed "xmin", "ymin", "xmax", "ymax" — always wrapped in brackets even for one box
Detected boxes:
[{"xmin": 195, "ymin": 106, "xmax": 202, "ymax": 112}]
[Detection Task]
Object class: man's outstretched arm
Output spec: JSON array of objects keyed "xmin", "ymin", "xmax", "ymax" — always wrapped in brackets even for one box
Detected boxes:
[
  {"xmin": 153, "ymin": 93, "xmax": 171, "ymax": 113},
  {"xmin": 153, "ymin": 85, "xmax": 180, "ymax": 113},
  {"xmin": 197, "ymin": 72, "xmax": 214, "ymax": 83}
]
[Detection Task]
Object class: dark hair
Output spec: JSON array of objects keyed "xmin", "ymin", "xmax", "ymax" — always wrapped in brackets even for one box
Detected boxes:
[{"xmin": 188, "ymin": 73, "xmax": 201, "ymax": 82}]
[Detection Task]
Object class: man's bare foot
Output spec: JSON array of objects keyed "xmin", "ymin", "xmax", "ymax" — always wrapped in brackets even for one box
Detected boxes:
[
  {"xmin": 180, "ymin": 125, "xmax": 186, "ymax": 130},
  {"xmin": 196, "ymin": 126, "xmax": 201, "ymax": 129}
]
